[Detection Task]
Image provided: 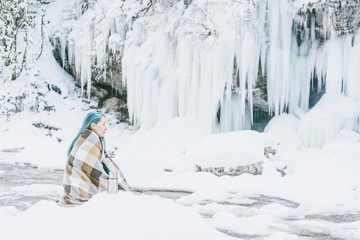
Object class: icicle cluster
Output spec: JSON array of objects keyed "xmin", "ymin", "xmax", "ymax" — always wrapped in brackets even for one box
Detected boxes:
[
  {"xmin": 56, "ymin": 0, "xmax": 360, "ymax": 147},
  {"xmin": 53, "ymin": 0, "xmax": 147, "ymax": 97},
  {"xmin": 123, "ymin": 0, "xmax": 262, "ymax": 132},
  {"xmin": 122, "ymin": 0, "xmax": 360, "ymax": 146}
]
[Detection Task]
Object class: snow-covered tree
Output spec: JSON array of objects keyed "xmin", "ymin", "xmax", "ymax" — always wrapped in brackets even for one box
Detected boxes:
[{"xmin": 0, "ymin": 0, "xmax": 35, "ymax": 81}]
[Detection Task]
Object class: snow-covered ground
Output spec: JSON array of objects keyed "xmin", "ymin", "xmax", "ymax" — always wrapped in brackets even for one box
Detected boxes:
[
  {"xmin": 1, "ymin": 0, "xmax": 360, "ymax": 240},
  {"xmin": 1, "ymin": 115, "xmax": 360, "ymax": 239}
]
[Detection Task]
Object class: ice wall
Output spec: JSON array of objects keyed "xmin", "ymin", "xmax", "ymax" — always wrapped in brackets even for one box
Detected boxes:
[
  {"xmin": 56, "ymin": 0, "xmax": 360, "ymax": 147},
  {"xmin": 123, "ymin": 0, "xmax": 263, "ymax": 132},
  {"xmin": 124, "ymin": 0, "xmax": 360, "ymax": 134}
]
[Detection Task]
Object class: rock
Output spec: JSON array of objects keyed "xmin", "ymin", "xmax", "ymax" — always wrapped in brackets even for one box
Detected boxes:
[
  {"xmin": 196, "ymin": 162, "xmax": 263, "ymax": 176},
  {"xmin": 264, "ymin": 146, "xmax": 278, "ymax": 159},
  {"xmin": 299, "ymin": 0, "xmax": 360, "ymax": 38},
  {"xmin": 32, "ymin": 123, "xmax": 60, "ymax": 131},
  {"xmin": 1, "ymin": 147, "xmax": 24, "ymax": 153},
  {"xmin": 90, "ymin": 86, "xmax": 108, "ymax": 100},
  {"xmin": 103, "ymin": 97, "xmax": 120, "ymax": 112},
  {"xmin": 32, "ymin": 123, "xmax": 61, "ymax": 137},
  {"xmin": 103, "ymin": 97, "xmax": 129, "ymax": 122},
  {"xmin": 89, "ymin": 96, "xmax": 100, "ymax": 108}
]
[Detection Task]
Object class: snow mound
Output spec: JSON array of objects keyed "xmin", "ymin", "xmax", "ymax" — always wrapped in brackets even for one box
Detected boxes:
[
  {"xmin": 187, "ymin": 130, "xmax": 266, "ymax": 169},
  {"xmin": 323, "ymin": 138, "xmax": 360, "ymax": 159},
  {"xmin": 286, "ymin": 146, "xmax": 360, "ymax": 207},
  {"xmin": 264, "ymin": 114, "xmax": 299, "ymax": 133},
  {"xmin": 336, "ymin": 129, "xmax": 360, "ymax": 141},
  {"xmin": 263, "ymin": 114, "xmax": 301, "ymax": 160},
  {"xmin": 0, "ymin": 206, "xmax": 18, "ymax": 217},
  {"xmin": 3, "ymin": 192, "xmax": 236, "ymax": 240},
  {"xmin": 209, "ymin": 211, "xmax": 274, "ymax": 236},
  {"xmin": 256, "ymin": 203, "xmax": 298, "ymax": 218}
]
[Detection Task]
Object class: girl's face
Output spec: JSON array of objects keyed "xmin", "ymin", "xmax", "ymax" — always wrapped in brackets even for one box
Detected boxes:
[{"xmin": 91, "ymin": 116, "xmax": 108, "ymax": 137}]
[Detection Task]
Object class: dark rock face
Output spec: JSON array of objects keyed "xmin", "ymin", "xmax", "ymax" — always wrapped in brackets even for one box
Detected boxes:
[
  {"xmin": 299, "ymin": 0, "xmax": 360, "ymax": 37},
  {"xmin": 103, "ymin": 97, "xmax": 129, "ymax": 122},
  {"xmin": 328, "ymin": 0, "xmax": 360, "ymax": 35},
  {"xmin": 51, "ymin": 36, "xmax": 124, "ymax": 90},
  {"xmin": 50, "ymin": 36, "xmax": 127, "ymax": 121}
]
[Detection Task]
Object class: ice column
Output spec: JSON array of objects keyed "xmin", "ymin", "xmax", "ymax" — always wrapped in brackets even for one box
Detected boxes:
[{"xmin": 266, "ymin": 0, "xmax": 294, "ymax": 115}]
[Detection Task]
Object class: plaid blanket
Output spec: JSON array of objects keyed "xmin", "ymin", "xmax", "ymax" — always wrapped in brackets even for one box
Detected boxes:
[{"xmin": 60, "ymin": 129, "xmax": 129, "ymax": 206}]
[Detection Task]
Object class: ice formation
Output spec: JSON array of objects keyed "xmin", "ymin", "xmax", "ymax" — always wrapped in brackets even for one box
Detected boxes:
[
  {"xmin": 53, "ymin": 0, "xmax": 144, "ymax": 97},
  {"xmin": 298, "ymin": 94, "xmax": 360, "ymax": 147},
  {"xmin": 123, "ymin": 0, "xmax": 360, "ymax": 137},
  {"xmin": 56, "ymin": 0, "xmax": 360, "ymax": 147}
]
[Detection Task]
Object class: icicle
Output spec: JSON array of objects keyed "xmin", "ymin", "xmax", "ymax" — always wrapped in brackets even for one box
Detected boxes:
[
  {"xmin": 266, "ymin": 0, "xmax": 295, "ymax": 115},
  {"xmin": 344, "ymin": 35, "xmax": 360, "ymax": 101},
  {"xmin": 325, "ymin": 38, "xmax": 343, "ymax": 96},
  {"xmin": 58, "ymin": 34, "xmax": 67, "ymax": 69}
]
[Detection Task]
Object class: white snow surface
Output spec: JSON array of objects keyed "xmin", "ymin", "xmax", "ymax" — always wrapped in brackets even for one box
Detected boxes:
[
  {"xmin": 187, "ymin": 130, "xmax": 266, "ymax": 168},
  {"xmin": 1, "ymin": 193, "xmax": 236, "ymax": 240}
]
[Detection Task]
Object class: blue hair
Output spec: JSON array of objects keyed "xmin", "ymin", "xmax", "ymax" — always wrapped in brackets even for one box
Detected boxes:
[{"xmin": 67, "ymin": 111, "xmax": 107, "ymax": 156}]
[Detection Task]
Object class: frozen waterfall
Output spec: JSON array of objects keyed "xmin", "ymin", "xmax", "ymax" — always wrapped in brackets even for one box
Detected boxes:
[
  {"xmin": 122, "ymin": 0, "xmax": 360, "ymax": 142},
  {"xmin": 55, "ymin": 0, "xmax": 360, "ymax": 147}
]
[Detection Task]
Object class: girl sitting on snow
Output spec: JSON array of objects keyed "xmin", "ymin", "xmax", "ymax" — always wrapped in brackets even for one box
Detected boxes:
[{"xmin": 60, "ymin": 111, "xmax": 128, "ymax": 206}]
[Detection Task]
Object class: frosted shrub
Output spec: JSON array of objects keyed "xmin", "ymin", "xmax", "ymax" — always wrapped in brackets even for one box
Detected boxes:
[{"xmin": 0, "ymin": 0, "xmax": 36, "ymax": 81}]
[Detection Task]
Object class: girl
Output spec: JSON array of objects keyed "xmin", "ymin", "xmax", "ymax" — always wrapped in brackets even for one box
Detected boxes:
[{"xmin": 60, "ymin": 112, "xmax": 128, "ymax": 205}]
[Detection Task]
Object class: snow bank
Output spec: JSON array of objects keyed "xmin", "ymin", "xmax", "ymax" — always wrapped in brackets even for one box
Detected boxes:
[
  {"xmin": 264, "ymin": 114, "xmax": 299, "ymax": 134},
  {"xmin": 253, "ymin": 203, "xmax": 298, "ymax": 219},
  {"xmin": 2, "ymin": 192, "xmax": 236, "ymax": 240},
  {"xmin": 336, "ymin": 129, "xmax": 360, "ymax": 141},
  {"xmin": 209, "ymin": 211, "xmax": 274, "ymax": 236},
  {"xmin": 285, "ymin": 146, "xmax": 360, "ymax": 211},
  {"xmin": 323, "ymin": 138, "xmax": 360, "ymax": 160},
  {"xmin": 263, "ymin": 114, "xmax": 301, "ymax": 160},
  {"xmin": 186, "ymin": 130, "xmax": 266, "ymax": 168},
  {"xmin": 176, "ymin": 188, "xmax": 230, "ymax": 206},
  {"xmin": 0, "ymin": 206, "xmax": 18, "ymax": 217},
  {"xmin": 114, "ymin": 117, "xmax": 203, "ymax": 172}
]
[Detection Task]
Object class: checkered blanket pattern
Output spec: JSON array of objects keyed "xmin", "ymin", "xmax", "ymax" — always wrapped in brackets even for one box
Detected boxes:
[{"xmin": 60, "ymin": 129, "xmax": 128, "ymax": 206}]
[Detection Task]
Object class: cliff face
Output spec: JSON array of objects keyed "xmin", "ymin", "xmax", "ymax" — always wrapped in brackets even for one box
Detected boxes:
[
  {"xmin": 328, "ymin": 0, "xmax": 360, "ymax": 35},
  {"xmin": 51, "ymin": 0, "xmax": 360, "ymax": 132},
  {"xmin": 297, "ymin": 1, "xmax": 360, "ymax": 39}
]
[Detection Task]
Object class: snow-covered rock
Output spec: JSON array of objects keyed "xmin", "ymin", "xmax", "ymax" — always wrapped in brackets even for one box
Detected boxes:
[{"xmin": 187, "ymin": 130, "xmax": 266, "ymax": 175}]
